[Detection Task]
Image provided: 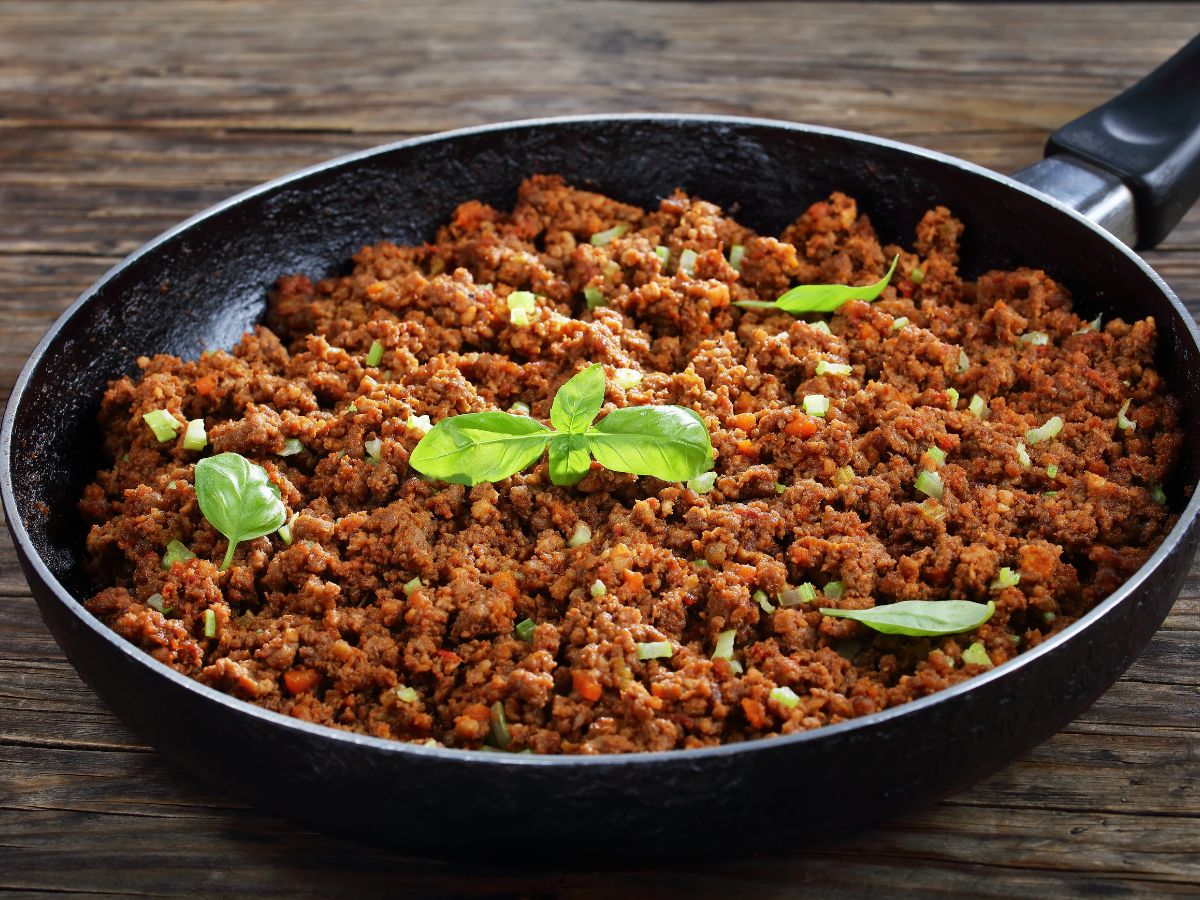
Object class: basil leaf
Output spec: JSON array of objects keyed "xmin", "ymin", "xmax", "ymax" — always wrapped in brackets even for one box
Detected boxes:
[
  {"xmin": 408, "ymin": 411, "xmax": 552, "ymax": 486},
  {"xmin": 194, "ymin": 452, "xmax": 288, "ymax": 571},
  {"xmin": 550, "ymin": 363, "xmax": 605, "ymax": 434},
  {"xmin": 586, "ymin": 406, "xmax": 713, "ymax": 482},
  {"xmin": 737, "ymin": 254, "xmax": 899, "ymax": 314},
  {"xmin": 818, "ymin": 599, "xmax": 995, "ymax": 636},
  {"xmin": 548, "ymin": 433, "xmax": 591, "ymax": 486}
]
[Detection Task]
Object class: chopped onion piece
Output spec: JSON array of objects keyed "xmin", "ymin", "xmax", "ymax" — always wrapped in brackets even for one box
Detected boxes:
[
  {"xmin": 161, "ymin": 539, "xmax": 195, "ymax": 570},
  {"xmin": 769, "ymin": 686, "xmax": 800, "ymax": 709},
  {"xmin": 728, "ymin": 244, "xmax": 745, "ymax": 272},
  {"xmin": 278, "ymin": 438, "xmax": 304, "ymax": 457},
  {"xmin": 614, "ymin": 368, "xmax": 643, "ymax": 390},
  {"xmin": 366, "ymin": 340, "xmax": 384, "ymax": 366},
  {"xmin": 1150, "ymin": 483, "xmax": 1167, "ymax": 505},
  {"xmin": 203, "ymin": 609, "xmax": 217, "ymax": 639},
  {"xmin": 590, "ymin": 579, "xmax": 607, "ymax": 598},
  {"xmin": 688, "ymin": 471, "xmax": 717, "ymax": 494},
  {"xmin": 892, "ymin": 316, "xmax": 910, "ymax": 331},
  {"xmin": 823, "ymin": 581, "xmax": 845, "ymax": 599},
  {"xmin": 403, "ymin": 577, "xmax": 423, "ymax": 596},
  {"xmin": 406, "ymin": 414, "xmax": 432, "ymax": 434},
  {"xmin": 1020, "ymin": 331, "xmax": 1050, "ymax": 346},
  {"xmin": 779, "ymin": 583, "xmax": 817, "ymax": 607},
  {"xmin": 569, "ymin": 522, "xmax": 592, "ymax": 547},
  {"xmin": 693, "ymin": 559, "xmax": 710, "ymax": 569},
  {"xmin": 968, "ymin": 394, "xmax": 989, "ymax": 419},
  {"xmin": 182, "ymin": 418, "xmax": 207, "ymax": 451},
  {"xmin": 909, "ymin": 267, "xmax": 925, "ymax": 285},
  {"xmin": 923, "ymin": 446, "xmax": 946, "ymax": 467},
  {"xmin": 946, "ymin": 388, "xmax": 959, "ymax": 410},
  {"xmin": 803, "ymin": 394, "xmax": 830, "ymax": 418},
  {"xmin": 507, "ymin": 290, "xmax": 537, "ymax": 326},
  {"xmin": 815, "ymin": 360, "xmax": 852, "ymax": 377},
  {"xmin": 1117, "ymin": 399, "xmax": 1136, "ymax": 431},
  {"xmin": 678, "ymin": 248, "xmax": 698, "ymax": 276},
  {"xmin": 774, "ymin": 482, "xmax": 787, "ymax": 494},
  {"xmin": 753, "ymin": 589, "xmax": 775, "ymax": 613},
  {"xmin": 636, "ymin": 640, "xmax": 673, "ymax": 661},
  {"xmin": 509, "ymin": 401, "xmax": 530, "ymax": 415},
  {"xmin": 712, "ymin": 629, "xmax": 736, "ymax": 660},
  {"xmin": 590, "ymin": 223, "xmax": 629, "ymax": 246},
  {"xmin": 395, "ymin": 686, "xmax": 420, "ymax": 703},
  {"xmin": 962, "ymin": 642, "xmax": 992, "ymax": 668},
  {"xmin": 915, "ymin": 469, "xmax": 944, "ymax": 500},
  {"xmin": 584, "ymin": 286, "xmax": 606, "ymax": 309},
  {"xmin": 488, "ymin": 701, "xmax": 511, "ymax": 750},
  {"xmin": 1046, "ymin": 463, "xmax": 1058, "ymax": 478},
  {"xmin": 1025, "ymin": 415, "xmax": 1064, "ymax": 444},
  {"xmin": 729, "ymin": 660, "xmax": 744, "ymax": 674},
  {"xmin": 1075, "ymin": 313, "xmax": 1103, "ymax": 334},
  {"xmin": 146, "ymin": 593, "xmax": 168, "ymax": 614},
  {"xmin": 991, "ymin": 566, "xmax": 1021, "ymax": 591},
  {"xmin": 810, "ymin": 320, "xmax": 832, "ymax": 335},
  {"xmin": 364, "ymin": 438, "xmax": 383, "ymax": 461},
  {"xmin": 1016, "ymin": 442, "xmax": 1031, "ymax": 468},
  {"xmin": 833, "ymin": 466, "xmax": 854, "ymax": 489},
  {"xmin": 278, "ymin": 512, "xmax": 297, "ymax": 546},
  {"xmin": 142, "ymin": 409, "xmax": 182, "ymax": 442},
  {"xmin": 957, "ymin": 350, "xmax": 970, "ymax": 374},
  {"xmin": 654, "ymin": 245, "xmax": 670, "ymax": 266},
  {"xmin": 515, "ymin": 618, "xmax": 536, "ymax": 642},
  {"xmin": 919, "ymin": 498, "xmax": 945, "ymax": 521}
]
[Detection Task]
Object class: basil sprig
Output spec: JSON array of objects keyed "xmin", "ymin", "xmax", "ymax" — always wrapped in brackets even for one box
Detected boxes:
[
  {"xmin": 737, "ymin": 255, "xmax": 899, "ymax": 314},
  {"xmin": 818, "ymin": 599, "xmax": 995, "ymax": 636},
  {"xmin": 195, "ymin": 452, "xmax": 288, "ymax": 570},
  {"xmin": 409, "ymin": 364, "xmax": 713, "ymax": 487}
]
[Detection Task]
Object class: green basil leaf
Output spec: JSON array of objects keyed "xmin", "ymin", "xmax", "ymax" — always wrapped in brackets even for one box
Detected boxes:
[
  {"xmin": 586, "ymin": 406, "xmax": 713, "ymax": 482},
  {"xmin": 738, "ymin": 255, "xmax": 899, "ymax": 314},
  {"xmin": 548, "ymin": 433, "xmax": 591, "ymax": 486},
  {"xmin": 194, "ymin": 452, "xmax": 288, "ymax": 571},
  {"xmin": 818, "ymin": 599, "xmax": 995, "ymax": 636},
  {"xmin": 408, "ymin": 411, "xmax": 552, "ymax": 486},
  {"xmin": 550, "ymin": 363, "xmax": 605, "ymax": 434}
]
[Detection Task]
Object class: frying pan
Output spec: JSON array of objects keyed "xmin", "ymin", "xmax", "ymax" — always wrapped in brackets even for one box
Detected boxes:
[{"xmin": 4, "ymin": 37, "xmax": 1200, "ymax": 859}]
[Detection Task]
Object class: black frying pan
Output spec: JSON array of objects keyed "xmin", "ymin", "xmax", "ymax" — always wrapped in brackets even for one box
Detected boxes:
[{"xmin": 4, "ymin": 37, "xmax": 1200, "ymax": 860}]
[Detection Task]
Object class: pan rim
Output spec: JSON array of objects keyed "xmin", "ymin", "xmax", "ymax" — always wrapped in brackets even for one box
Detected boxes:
[{"xmin": 4, "ymin": 112, "xmax": 1199, "ymax": 768}]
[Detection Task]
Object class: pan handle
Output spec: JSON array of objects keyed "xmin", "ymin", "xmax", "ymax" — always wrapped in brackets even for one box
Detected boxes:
[{"xmin": 1012, "ymin": 33, "xmax": 1200, "ymax": 249}]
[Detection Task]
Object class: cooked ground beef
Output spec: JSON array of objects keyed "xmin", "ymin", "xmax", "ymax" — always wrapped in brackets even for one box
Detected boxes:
[{"xmin": 79, "ymin": 175, "xmax": 1182, "ymax": 753}]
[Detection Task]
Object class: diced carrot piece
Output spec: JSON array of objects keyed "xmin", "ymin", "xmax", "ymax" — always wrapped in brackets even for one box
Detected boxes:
[
  {"xmin": 731, "ymin": 412, "xmax": 757, "ymax": 432},
  {"xmin": 492, "ymin": 570, "xmax": 519, "ymax": 598},
  {"xmin": 194, "ymin": 374, "xmax": 216, "ymax": 397},
  {"xmin": 785, "ymin": 416, "xmax": 819, "ymax": 437},
  {"xmin": 572, "ymin": 670, "xmax": 603, "ymax": 702},
  {"xmin": 622, "ymin": 569, "xmax": 644, "ymax": 593},
  {"xmin": 736, "ymin": 439, "xmax": 755, "ymax": 456},
  {"xmin": 741, "ymin": 697, "xmax": 768, "ymax": 729},
  {"xmin": 283, "ymin": 668, "xmax": 320, "ymax": 695}
]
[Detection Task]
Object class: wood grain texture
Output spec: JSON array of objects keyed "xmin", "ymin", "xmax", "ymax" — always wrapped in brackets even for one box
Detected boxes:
[{"xmin": 1, "ymin": 1, "xmax": 1197, "ymax": 896}]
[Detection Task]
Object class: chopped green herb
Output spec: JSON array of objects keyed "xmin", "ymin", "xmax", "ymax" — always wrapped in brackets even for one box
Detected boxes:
[
  {"xmin": 278, "ymin": 438, "xmax": 304, "ymax": 457},
  {"xmin": 678, "ymin": 248, "xmax": 698, "ymax": 277},
  {"xmin": 194, "ymin": 453, "xmax": 287, "ymax": 571},
  {"xmin": 346, "ymin": 404, "xmax": 358, "ymax": 414},
  {"xmin": 909, "ymin": 267, "xmax": 925, "ymax": 284},
  {"xmin": 1046, "ymin": 464, "xmax": 1059, "ymax": 478},
  {"xmin": 1016, "ymin": 442, "xmax": 1031, "ymax": 469},
  {"xmin": 584, "ymin": 286, "xmax": 606, "ymax": 310},
  {"xmin": 769, "ymin": 686, "xmax": 800, "ymax": 709},
  {"xmin": 774, "ymin": 482, "xmax": 787, "ymax": 494},
  {"xmin": 991, "ymin": 567, "xmax": 1020, "ymax": 591},
  {"xmin": 819, "ymin": 599, "xmax": 995, "ymax": 636},
  {"xmin": 728, "ymin": 244, "xmax": 745, "ymax": 272},
  {"xmin": 143, "ymin": 409, "xmax": 182, "ymax": 443},
  {"xmin": 1117, "ymin": 399, "xmax": 1136, "ymax": 431},
  {"xmin": 515, "ymin": 618, "xmax": 536, "ymax": 642},
  {"xmin": 1044, "ymin": 490, "xmax": 1059, "ymax": 498},
  {"xmin": 507, "ymin": 290, "xmax": 537, "ymax": 326},
  {"xmin": 161, "ymin": 539, "xmax": 195, "ymax": 569},
  {"xmin": 1043, "ymin": 610, "xmax": 1057, "ymax": 622},
  {"xmin": 892, "ymin": 316, "xmax": 910, "ymax": 331},
  {"xmin": 803, "ymin": 394, "xmax": 830, "ymax": 418},
  {"xmin": 779, "ymin": 583, "xmax": 817, "ymax": 607},
  {"xmin": 962, "ymin": 642, "xmax": 993, "ymax": 668},
  {"xmin": 1025, "ymin": 415, "xmax": 1064, "ymax": 444},
  {"xmin": 923, "ymin": 446, "xmax": 946, "ymax": 467},
  {"xmin": 404, "ymin": 576, "xmax": 423, "ymax": 596},
  {"xmin": 366, "ymin": 340, "xmax": 385, "ymax": 367},
  {"xmin": 815, "ymin": 360, "xmax": 852, "ymax": 377},
  {"xmin": 590, "ymin": 223, "xmax": 629, "ymax": 246},
  {"xmin": 688, "ymin": 471, "xmax": 717, "ymax": 494},
  {"xmin": 203, "ymin": 608, "xmax": 217, "ymax": 638},
  {"xmin": 915, "ymin": 469, "xmax": 944, "ymax": 500},
  {"xmin": 1150, "ymin": 483, "xmax": 1167, "ymax": 505},
  {"xmin": 968, "ymin": 394, "xmax": 989, "ymax": 419},
  {"xmin": 590, "ymin": 579, "xmax": 607, "ymax": 598},
  {"xmin": 182, "ymin": 418, "xmax": 207, "ymax": 451},
  {"xmin": 488, "ymin": 701, "xmax": 511, "ymax": 750},
  {"xmin": 636, "ymin": 640, "xmax": 673, "ymax": 661},
  {"xmin": 693, "ymin": 559, "xmax": 710, "ymax": 569},
  {"xmin": 736, "ymin": 255, "xmax": 898, "ymax": 314},
  {"xmin": 712, "ymin": 629, "xmax": 736, "ymax": 660},
  {"xmin": 823, "ymin": 581, "xmax": 845, "ymax": 599},
  {"xmin": 753, "ymin": 589, "xmax": 775, "ymax": 613},
  {"xmin": 613, "ymin": 368, "xmax": 643, "ymax": 390}
]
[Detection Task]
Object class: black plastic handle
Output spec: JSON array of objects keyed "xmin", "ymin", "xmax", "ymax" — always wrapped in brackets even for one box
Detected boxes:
[{"xmin": 1046, "ymin": 33, "xmax": 1200, "ymax": 249}]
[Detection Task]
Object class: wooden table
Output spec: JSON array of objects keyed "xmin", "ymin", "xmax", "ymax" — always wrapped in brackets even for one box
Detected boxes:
[{"xmin": 2, "ymin": 2, "xmax": 1197, "ymax": 895}]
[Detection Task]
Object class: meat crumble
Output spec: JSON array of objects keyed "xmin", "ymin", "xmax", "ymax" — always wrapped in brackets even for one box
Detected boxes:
[{"xmin": 79, "ymin": 175, "xmax": 1181, "ymax": 753}]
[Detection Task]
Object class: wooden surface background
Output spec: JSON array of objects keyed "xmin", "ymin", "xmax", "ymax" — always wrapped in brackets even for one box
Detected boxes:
[{"xmin": 2, "ymin": 2, "xmax": 1198, "ymax": 896}]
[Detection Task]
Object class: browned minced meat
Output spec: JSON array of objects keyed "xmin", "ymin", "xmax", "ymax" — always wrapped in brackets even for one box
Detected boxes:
[{"xmin": 79, "ymin": 175, "xmax": 1182, "ymax": 753}]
